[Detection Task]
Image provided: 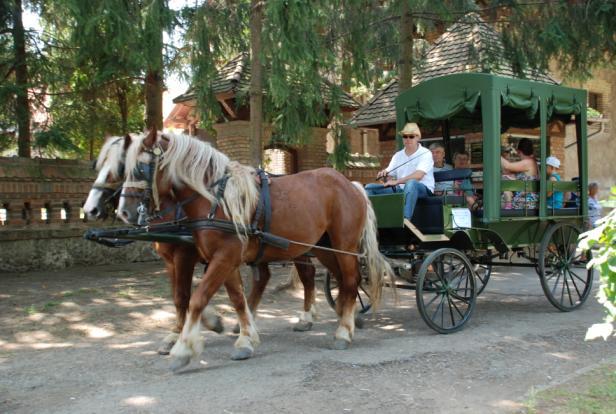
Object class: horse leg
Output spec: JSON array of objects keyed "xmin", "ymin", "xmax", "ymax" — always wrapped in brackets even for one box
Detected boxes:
[
  {"xmin": 224, "ymin": 268, "xmax": 260, "ymax": 360},
  {"xmin": 169, "ymin": 260, "xmax": 237, "ymax": 371},
  {"xmin": 332, "ymin": 253, "xmax": 360, "ymax": 349},
  {"xmin": 156, "ymin": 246, "xmax": 180, "ymax": 355},
  {"xmin": 157, "ymin": 246, "xmax": 222, "ymax": 355},
  {"xmin": 293, "ymin": 255, "xmax": 317, "ymax": 332},
  {"xmin": 232, "ymin": 263, "xmax": 271, "ymax": 334}
]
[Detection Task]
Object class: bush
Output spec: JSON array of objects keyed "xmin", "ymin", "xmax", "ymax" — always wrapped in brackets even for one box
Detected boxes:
[{"xmin": 579, "ymin": 186, "xmax": 616, "ymax": 341}]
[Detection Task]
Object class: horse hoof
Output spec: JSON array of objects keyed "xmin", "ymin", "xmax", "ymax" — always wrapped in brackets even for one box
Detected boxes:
[
  {"xmin": 157, "ymin": 341, "xmax": 175, "ymax": 355},
  {"xmin": 355, "ymin": 316, "xmax": 364, "ymax": 329},
  {"xmin": 231, "ymin": 347, "xmax": 253, "ymax": 361},
  {"xmin": 293, "ymin": 321, "xmax": 313, "ymax": 332},
  {"xmin": 332, "ymin": 339, "xmax": 350, "ymax": 350},
  {"xmin": 232, "ymin": 323, "xmax": 241, "ymax": 335},
  {"xmin": 169, "ymin": 355, "xmax": 191, "ymax": 372}
]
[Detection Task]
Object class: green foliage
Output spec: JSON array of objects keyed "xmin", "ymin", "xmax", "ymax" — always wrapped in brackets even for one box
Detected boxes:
[
  {"xmin": 500, "ymin": 0, "xmax": 616, "ymax": 80},
  {"xmin": 579, "ymin": 186, "xmax": 616, "ymax": 341},
  {"xmin": 328, "ymin": 125, "xmax": 350, "ymax": 171}
]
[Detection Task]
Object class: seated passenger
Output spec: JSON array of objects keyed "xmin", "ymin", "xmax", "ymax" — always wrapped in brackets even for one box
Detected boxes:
[
  {"xmin": 365, "ymin": 122, "xmax": 434, "ymax": 220},
  {"xmin": 500, "ymin": 138, "xmax": 539, "ymax": 210},
  {"xmin": 546, "ymin": 156, "xmax": 564, "ymax": 209},
  {"xmin": 452, "ymin": 151, "xmax": 474, "ymax": 197},
  {"xmin": 430, "ymin": 142, "xmax": 453, "ymax": 195},
  {"xmin": 500, "ymin": 146, "xmax": 516, "ymax": 209},
  {"xmin": 588, "ymin": 182, "xmax": 602, "ymax": 228}
]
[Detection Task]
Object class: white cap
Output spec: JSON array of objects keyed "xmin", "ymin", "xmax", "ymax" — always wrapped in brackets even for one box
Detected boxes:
[{"xmin": 546, "ymin": 156, "xmax": 560, "ymax": 168}]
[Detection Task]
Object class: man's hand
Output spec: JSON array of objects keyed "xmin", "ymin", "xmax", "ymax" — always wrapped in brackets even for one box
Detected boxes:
[
  {"xmin": 383, "ymin": 178, "xmax": 398, "ymax": 187},
  {"xmin": 376, "ymin": 169, "xmax": 388, "ymax": 180}
]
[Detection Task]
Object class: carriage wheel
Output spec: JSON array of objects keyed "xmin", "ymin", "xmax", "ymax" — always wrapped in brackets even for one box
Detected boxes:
[
  {"xmin": 324, "ymin": 271, "xmax": 372, "ymax": 314},
  {"xmin": 473, "ymin": 263, "xmax": 492, "ymax": 295},
  {"xmin": 538, "ymin": 223, "xmax": 594, "ymax": 311},
  {"xmin": 416, "ymin": 248, "xmax": 476, "ymax": 334}
]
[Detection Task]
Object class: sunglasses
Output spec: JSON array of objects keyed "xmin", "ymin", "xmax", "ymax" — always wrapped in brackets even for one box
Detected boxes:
[{"xmin": 402, "ymin": 134, "xmax": 418, "ymax": 139}]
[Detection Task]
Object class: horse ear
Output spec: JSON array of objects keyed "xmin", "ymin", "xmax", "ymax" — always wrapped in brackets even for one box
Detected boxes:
[
  {"xmin": 123, "ymin": 134, "xmax": 132, "ymax": 151},
  {"xmin": 143, "ymin": 129, "xmax": 157, "ymax": 147}
]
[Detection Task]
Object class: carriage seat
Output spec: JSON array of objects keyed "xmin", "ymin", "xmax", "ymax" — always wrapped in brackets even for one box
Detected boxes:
[{"xmin": 411, "ymin": 169, "xmax": 472, "ymax": 234}]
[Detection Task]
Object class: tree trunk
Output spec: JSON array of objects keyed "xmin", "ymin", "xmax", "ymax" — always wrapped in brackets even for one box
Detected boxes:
[
  {"xmin": 399, "ymin": 0, "xmax": 413, "ymax": 92},
  {"xmin": 145, "ymin": 68, "xmax": 163, "ymax": 131},
  {"xmin": 13, "ymin": 0, "xmax": 31, "ymax": 158},
  {"xmin": 249, "ymin": 0, "xmax": 263, "ymax": 167},
  {"xmin": 116, "ymin": 83, "xmax": 129, "ymax": 134}
]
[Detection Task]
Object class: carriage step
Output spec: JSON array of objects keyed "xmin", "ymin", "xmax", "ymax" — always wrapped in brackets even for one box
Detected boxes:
[{"xmin": 403, "ymin": 219, "xmax": 450, "ymax": 242}]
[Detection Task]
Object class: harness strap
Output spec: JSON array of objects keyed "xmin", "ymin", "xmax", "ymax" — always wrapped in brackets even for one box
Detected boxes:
[
  {"xmin": 186, "ymin": 218, "xmax": 290, "ymax": 250},
  {"xmin": 208, "ymin": 174, "xmax": 230, "ymax": 219},
  {"xmin": 251, "ymin": 169, "xmax": 271, "ymax": 265}
]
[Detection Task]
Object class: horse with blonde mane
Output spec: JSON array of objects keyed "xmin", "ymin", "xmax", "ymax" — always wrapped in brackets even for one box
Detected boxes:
[
  {"xmin": 118, "ymin": 130, "xmax": 393, "ymax": 371},
  {"xmin": 84, "ymin": 134, "xmax": 318, "ymax": 357}
]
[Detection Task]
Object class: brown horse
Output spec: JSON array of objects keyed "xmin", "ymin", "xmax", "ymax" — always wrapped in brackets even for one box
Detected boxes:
[
  {"xmin": 118, "ymin": 130, "xmax": 393, "ymax": 371},
  {"xmin": 84, "ymin": 135, "xmax": 318, "ymax": 355}
]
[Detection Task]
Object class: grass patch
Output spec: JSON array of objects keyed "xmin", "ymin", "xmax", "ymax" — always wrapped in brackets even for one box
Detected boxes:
[
  {"xmin": 42, "ymin": 301, "xmax": 60, "ymax": 311},
  {"xmin": 525, "ymin": 363, "xmax": 616, "ymax": 414},
  {"xmin": 60, "ymin": 287, "xmax": 103, "ymax": 298},
  {"xmin": 24, "ymin": 301, "xmax": 61, "ymax": 314},
  {"xmin": 117, "ymin": 287, "xmax": 136, "ymax": 298}
]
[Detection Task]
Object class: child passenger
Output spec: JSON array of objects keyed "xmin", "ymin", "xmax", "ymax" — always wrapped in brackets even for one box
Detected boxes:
[{"xmin": 546, "ymin": 156, "xmax": 564, "ymax": 209}]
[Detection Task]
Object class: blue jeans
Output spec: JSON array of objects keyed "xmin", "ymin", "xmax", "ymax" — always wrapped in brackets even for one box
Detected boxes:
[{"xmin": 365, "ymin": 180, "xmax": 431, "ymax": 219}]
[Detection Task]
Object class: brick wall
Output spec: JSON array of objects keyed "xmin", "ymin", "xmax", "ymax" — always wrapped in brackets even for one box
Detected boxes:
[
  {"xmin": 0, "ymin": 157, "xmax": 158, "ymax": 271},
  {"xmin": 0, "ymin": 157, "xmax": 95, "ymax": 227}
]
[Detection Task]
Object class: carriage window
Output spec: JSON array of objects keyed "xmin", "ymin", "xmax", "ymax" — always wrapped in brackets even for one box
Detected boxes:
[{"xmin": 61, "ymin": 202, "xmax": 71, "ymax": 222}]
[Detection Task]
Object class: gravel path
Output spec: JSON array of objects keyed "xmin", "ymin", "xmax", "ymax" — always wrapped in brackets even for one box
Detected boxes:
[{"xmin": 0, "ymin": 260, "xmax": 613, "ymax": 413}]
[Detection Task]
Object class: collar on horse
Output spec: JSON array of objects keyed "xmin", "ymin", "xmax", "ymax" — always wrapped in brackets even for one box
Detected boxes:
[{"xmin": 189, "ymin": 168, "xmax": 277, "ymax": 265}]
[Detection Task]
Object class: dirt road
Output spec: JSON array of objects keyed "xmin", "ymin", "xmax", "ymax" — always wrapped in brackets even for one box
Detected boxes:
[{"xmin": 0, "ymin": 260, "xmax": 613, "ymax": 413}]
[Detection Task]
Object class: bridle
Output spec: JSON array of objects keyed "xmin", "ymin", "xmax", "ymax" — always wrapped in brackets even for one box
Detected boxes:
[
  {"xmin": 90, "ymin": 138, "xmax": 126, "ymax": 219},
  {"xmin": 121, "ymin": 143, "xmax": 165, "ymax": 226}
]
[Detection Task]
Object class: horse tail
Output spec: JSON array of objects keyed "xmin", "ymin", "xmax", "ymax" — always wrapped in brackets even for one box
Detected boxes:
[{"xmin": 351, "ymin": 182, "xmax": 396, "ymax": 310}]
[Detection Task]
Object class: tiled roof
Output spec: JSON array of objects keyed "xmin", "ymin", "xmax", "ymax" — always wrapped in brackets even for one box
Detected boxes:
[
  {"xmin": 351, "ymin": 13, "xmax": 558, "ymax": 127},
  {"xmin": 173, "ymin": 53, "xmax": 359, "ymax": 109}
]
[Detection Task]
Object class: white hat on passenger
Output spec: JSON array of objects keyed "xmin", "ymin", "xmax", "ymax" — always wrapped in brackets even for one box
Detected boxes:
[
  {"xmin": 399, "ymin": 122, "xmax": 421, "ymax": 137},
  {"xmin": 546, "ymin": 156, "xmax": 560, "ymax": 168}
]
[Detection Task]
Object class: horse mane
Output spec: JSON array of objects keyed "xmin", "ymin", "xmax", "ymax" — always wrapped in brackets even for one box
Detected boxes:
[
  {"xmin": 127, "ymin": 131, "xmax": 259, "ymax": 237},
  {"xmin": 96, "ymin": 136, "xmax": 125, "ymax": 180}
]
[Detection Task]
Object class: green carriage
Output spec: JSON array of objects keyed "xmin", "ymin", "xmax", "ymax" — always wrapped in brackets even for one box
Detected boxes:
[{"xmin": 327, "ymin": 73, "xmax": 594, "ymax": 334}]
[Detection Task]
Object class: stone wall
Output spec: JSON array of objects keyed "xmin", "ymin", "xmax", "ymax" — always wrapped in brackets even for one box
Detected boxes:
[{"xmin": 0, "ymin": 158, "xmax": 158, "ymax": 272}]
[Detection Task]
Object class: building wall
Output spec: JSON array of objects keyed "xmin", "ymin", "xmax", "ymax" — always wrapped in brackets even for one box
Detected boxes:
[
  {"xmin": 562, "ymin": 68, "xmax": 615, "ymax": 200},
  {"xmin": 0, "ymin": 158, "xmax": 158, "ymax": 272}
]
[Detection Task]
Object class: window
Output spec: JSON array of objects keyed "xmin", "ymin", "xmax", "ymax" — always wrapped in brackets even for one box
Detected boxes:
[{"xmin": 588, "ymin": 92, "xmax": 603, "ymax": 113}]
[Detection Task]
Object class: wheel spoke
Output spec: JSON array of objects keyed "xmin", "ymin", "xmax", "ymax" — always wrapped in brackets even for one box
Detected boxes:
[
  {"xmin": 550, "ymin": 271, "xmax": 563, "ymax": 295},
  {"xmin": 446, "ymin": 294, "xmax": 457, "ymax": 327},
  {"xmin": 567, "ymin": 268, "xmax": 588, "ymax": 285},
  {"xmin": 448, "ymin": 294, "xmax": 466, "ymax": 319},
  {"xmin": 565, "ymin": 268, "xmax": 583, "ymax": 299}
]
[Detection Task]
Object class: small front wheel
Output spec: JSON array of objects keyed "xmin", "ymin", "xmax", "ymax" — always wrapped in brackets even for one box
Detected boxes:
[
  {"xmin": 416, "ymin": 248, "xmax": 476, "ymax": 334},
  {"xmin": 324, "ymin": 271, "xmax": 372, "ymax": 314}
]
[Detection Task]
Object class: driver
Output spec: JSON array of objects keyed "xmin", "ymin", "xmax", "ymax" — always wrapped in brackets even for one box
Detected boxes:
[{"xmin": 365, "ymin": 122, "xmax": 434, "ymax": 220}]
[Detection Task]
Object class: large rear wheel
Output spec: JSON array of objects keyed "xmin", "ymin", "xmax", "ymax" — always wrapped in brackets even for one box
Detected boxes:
[
  {"xmin": 416, "ymin": 248, "xmax": 476, "ymax": 334},
  {"xmin": 538, "ymin": 223, "xmax": 594, "ymax": 311}
]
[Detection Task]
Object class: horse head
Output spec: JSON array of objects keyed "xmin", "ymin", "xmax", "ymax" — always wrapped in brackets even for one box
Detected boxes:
[
  {"xmin": 83, "ymin": 134, "xmax": 132, "ymax": 219},
  {"xmin": 117, "ymin": 129, "xmax": 171, "ymax": 225}
]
